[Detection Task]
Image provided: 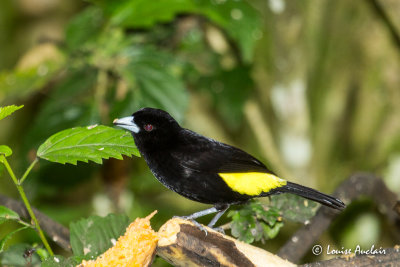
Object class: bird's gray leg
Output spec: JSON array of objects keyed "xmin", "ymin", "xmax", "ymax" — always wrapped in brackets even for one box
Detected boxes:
[
  {"xmin": 208, "ymin": 206, "xmax": 229, "ymax": 228},
  {"xmin": 174, "ymin": 207, "xmax": 218, "ymax": 235},
  {"xmin": 173, "ymin": 206, "xmax": 229, "ymax": 235},
  {"xmin": 180, "ymin": 207, "xmax": 218, "ymax": 220},
  {"xmin": 207, "ymin": 205, "xmax": 229, "ymax": 234}
]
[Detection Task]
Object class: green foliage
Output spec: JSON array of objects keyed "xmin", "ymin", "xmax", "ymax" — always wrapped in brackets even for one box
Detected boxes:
[
  {"xmin": 89, "ymin": 0, "xmax": 261, "ymax": 62},
  {"xmin": 0, "ymin": 206, "xmax": 30, "ymax": 252},
  {"xmin": 270, "ymin": 194, "xmax": 318, "ymax": 223},
  {"xmin": 0, "ymin": 105, "xmax": 23, "ymax": 121},
  {"xmin": 0, "ymin": 104, "xmax": 19, "ymax": 162},
  {"xmin": 0, "ymin": 244, "xmax": 41, "ymax": 267},
  {"xmin": 42, "ymin": 213, "xmax": 137, "ymax": 265},
  {"xmin": 0, "ymin": 205, "xmax": 20, "ymax": 224},
  {"xmin": 37, "ymin": 126, "xmax": 140, "ymax": 165},
  {"xmin": 227, "ymin": 194, "xmax": 318, "ymax": 244},
  {"xmin": 0, "ymin": 226, "xmax": 29, "ymax": 253},
  {"xmin": 0, "ymin": 59, "xmax": 64, "ymax": 100},
  {"xmin": 90, "ymin": 0, "xmax": 197, "ymax": 28},
  {"xmin": 69, "ymin": 213, "xmax": 130, "ymax": 258},
  {"xmin": 199, "ymin": 66, "xmax": 253, "ymax": 129},
  {"xmin": 119, "ymin": 47, "xmax": 188, "ymax": 122},
  {"xmin": 0, "ymin": 146, "xmax": 12, "ymax": 162},
  {"xmin": 64, "ymin": 10, "xmax": 190, "ymax": 121},
  {"xmin": 65, "ymin": 7, "xmax": 105, "ymax": 52},
  {"xmin": 24, "ymin": 69, "xmax": 98, "ymax": 151},
  {"xmin": 197, "ymin": 0, "xmax": 262, "ymax": 63},
  {"xmin": 228, "ymin": 201, "xmax": 283, "ymax": 243},
  {"xmin": 42, "ymin": 255, "xmax": 80, "ymax": 267}
]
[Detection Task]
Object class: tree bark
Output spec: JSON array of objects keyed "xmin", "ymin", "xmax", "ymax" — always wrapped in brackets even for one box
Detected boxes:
[{"xmin": 157, "ymin": 218, "xmax": 295, "ymax": 267}]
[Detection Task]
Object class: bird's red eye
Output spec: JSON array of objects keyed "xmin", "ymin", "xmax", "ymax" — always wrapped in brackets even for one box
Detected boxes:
[{"xmin": 144, "ymin": 124, "xmax": 153, "ymax": 132}]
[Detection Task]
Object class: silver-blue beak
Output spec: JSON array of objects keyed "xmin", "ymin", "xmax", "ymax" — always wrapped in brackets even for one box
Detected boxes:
[{"xmin": 113, "ymin": 116, "xmax": 140, "ymax": 133}]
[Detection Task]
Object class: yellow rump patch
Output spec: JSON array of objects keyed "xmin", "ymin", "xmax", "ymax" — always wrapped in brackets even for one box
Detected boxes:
[{"xmin": 219, "ymin": 172, "xmax": 287, "ymax": 196}]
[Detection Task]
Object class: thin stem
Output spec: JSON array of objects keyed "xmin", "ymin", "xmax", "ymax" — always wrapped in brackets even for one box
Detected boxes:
[
  {"xmin": 1, "ymin": 156, "xmax": 54, "ymax": 256},
  {"xmin": 19, "ymin": 157, "xmax": 38, "ymax": 184},
  {"xmin": 17, "ymin": 219, "xmax": 34, "ymax": 228},
  {"xmin": 15, "ymin": 184, "xmax": 54, "ymax": 255},
  {"xmin": 1, "ymin": 155, "xmax": 19, "ymax": 185}
]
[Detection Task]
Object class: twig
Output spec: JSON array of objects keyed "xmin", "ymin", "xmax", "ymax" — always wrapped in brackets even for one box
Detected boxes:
[
  {"xmin": 278, "ymin": 172, "xmax": 400, "ymax": 263},
  {"xmin": 19, "ymin": 158, "xmax": 38, "ymax": 184}
]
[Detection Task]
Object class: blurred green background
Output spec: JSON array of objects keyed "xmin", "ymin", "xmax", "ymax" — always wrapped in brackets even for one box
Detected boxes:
[{"xmin": 1, "ymin": 0, "xmax": 399, "ymax": 265}]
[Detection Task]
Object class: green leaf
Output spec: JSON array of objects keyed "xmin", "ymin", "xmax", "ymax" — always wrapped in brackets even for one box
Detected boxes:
[
  {"xmin": 65, "ymin": 7, "xmax": 105, "ymax": 51},
  {"xmin": 24, "ymin": 69, "xmax": 97, "ymax": 151},
  {"xmin": 35, "ymin": 247, "xmax": 50, "ymax": 261},
  {"xmin": 89, "ymin": 0, "xmax": 261, "ymax": 62},
  {"xmin": 0, "ymin": 105, "xmax": 23, "ymax": 121},
  {"xmin": 0, "ymin": 244, "xmax": 41, "ymax": 266},
  {"xmin": 0, "ymin": 59, "xmax": 64, "ymax": 101},
  {"xmin": 90, "ymin": 0, "xmax": 197, "ymax": 28},
  {"xmin": 199, "ymin": 66, "xmax": 253, "ymax": 130},
  {"xmin": 262, "ymin": 221, "xmax": 283, "ymax": 239},
  {"xmin": 228, "ymin": 201, "xmax": 283, "ymax": 243},
  {"xmin": 0, "ymin": 146, "xmax": 12, "ymax": 162},
  {"xmin": 199, "ymin": 0, "xmax": 262, "ymax": 62},
  {"xmin": 270, "ymin": 194, "xmax": 318, "ymax": 223},
  {"xmin": 0, "ymin": 206, "xmax": 20, "ymax": 225},
  {"xmin": 37, "ymin": 125, "xmax": 140, "ymax": 165},
  {"xmin": 229, "ymin": 209, "xmax": 255, "ymax": 243},
  {"xmin": 119, "ymin": 47, "xmax": 188, "ymax": 122},
  {"xmin": 42, "ymin": 255, "xmax": 80, "ymax": 267},
  {"xmin": 69, "ymin": 213, "xmax": 130, "ymax": 258},
  {"xmin": 0, "ymin": 226, "xmax": 29, "ymax": 253}
]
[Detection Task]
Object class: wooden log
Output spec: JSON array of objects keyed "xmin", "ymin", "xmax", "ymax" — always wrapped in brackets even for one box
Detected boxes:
[{"xmin": 157, "ymin": 218, "xmax": 295, "ymax": 267}]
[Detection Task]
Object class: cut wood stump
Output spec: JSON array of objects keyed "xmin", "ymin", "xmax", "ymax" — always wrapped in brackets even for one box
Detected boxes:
[{"xmin": 157, "ymin": 218, "xmax": 295, "ymax": 267}]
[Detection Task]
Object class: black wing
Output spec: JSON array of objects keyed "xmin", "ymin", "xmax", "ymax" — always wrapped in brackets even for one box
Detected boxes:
[{"xmin": 171, "ymin": 129, "xmax": 274, "ymax": 174}]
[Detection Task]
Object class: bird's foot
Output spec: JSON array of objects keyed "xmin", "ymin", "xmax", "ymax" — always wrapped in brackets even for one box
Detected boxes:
[{"xmin": 212, "ymin": 226, "xmax": 225, "ymax": 234}]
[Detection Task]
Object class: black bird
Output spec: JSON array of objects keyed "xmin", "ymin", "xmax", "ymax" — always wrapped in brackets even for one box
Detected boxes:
[{"xmin": 114, "ymin": 108, "xmax": 345, "ymax": 229}]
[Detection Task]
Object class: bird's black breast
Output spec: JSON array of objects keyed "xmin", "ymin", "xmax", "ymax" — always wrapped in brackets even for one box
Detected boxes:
[{"xmin": 137, "ymin": 129, "xmax": 272, "ymax": 205}]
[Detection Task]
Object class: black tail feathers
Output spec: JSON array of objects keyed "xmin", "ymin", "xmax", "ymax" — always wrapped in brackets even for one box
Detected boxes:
[{"xmin": 273, "ymin": 182, "xmax": 345, "ymax": 210}]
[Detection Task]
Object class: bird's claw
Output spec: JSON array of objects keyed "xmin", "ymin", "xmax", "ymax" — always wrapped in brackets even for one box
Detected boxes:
[
  {"xmin": 192, "ymin": 220, "xmax": 209, "ymax": 236},
  {"xmin": 212, "ymin": 227, "xmax": 225, "ymax": 234}
]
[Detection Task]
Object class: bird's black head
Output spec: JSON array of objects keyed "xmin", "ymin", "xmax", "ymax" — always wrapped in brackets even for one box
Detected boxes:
[{"xmin": 113, "ymin": 107, "xmax": 181, "ymax": 150}]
